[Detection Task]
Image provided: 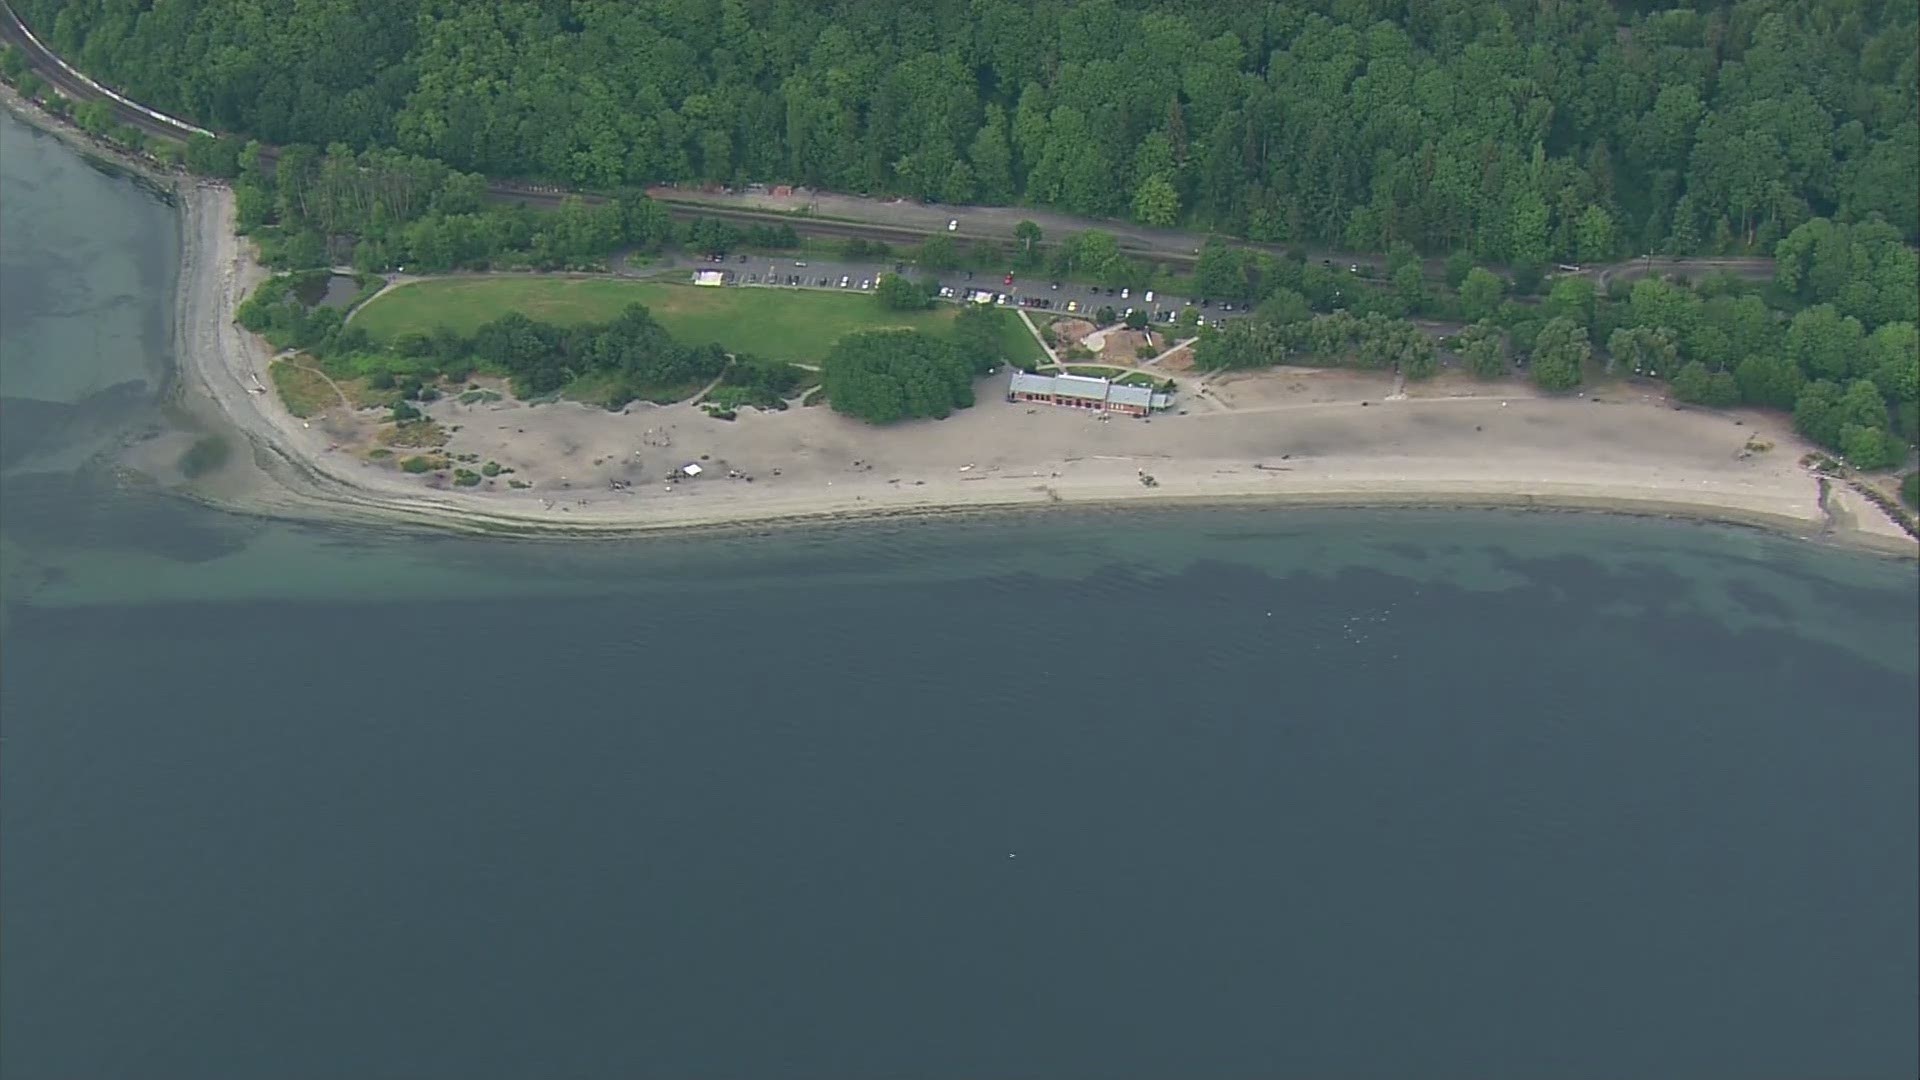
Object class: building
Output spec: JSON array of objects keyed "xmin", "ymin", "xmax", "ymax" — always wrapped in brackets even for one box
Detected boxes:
[
  {"xmin": 693, "ymin": 270, "xmax": 725, "ymax": 286},
  {"xmin": 1007, "ymin": 372, "xmax": 1172, "ymax": 418}
]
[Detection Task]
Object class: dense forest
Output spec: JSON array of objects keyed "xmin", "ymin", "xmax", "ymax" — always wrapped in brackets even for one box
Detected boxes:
[{"xmin": 19, "ymin": 0, "xmax": 1918, "ymax": 260}]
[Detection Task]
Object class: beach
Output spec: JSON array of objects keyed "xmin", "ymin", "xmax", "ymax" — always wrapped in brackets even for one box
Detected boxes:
[{"xmin": 153, "ymin": 182, "xmax": 1915, "ymax": 553}]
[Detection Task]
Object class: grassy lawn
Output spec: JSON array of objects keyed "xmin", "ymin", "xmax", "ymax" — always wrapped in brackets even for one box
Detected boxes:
[
  {"xmin": 1066, "ymin": 365, "xmax": 1126, "ymax": 379},
  {"xmin": 354, "ymin": 277, "xmax": 1042, "ymax": 367}
]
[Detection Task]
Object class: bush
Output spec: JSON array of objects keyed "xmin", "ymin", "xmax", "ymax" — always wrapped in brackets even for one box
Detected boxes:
[
  {"xmin": 400, "ymin": 455, "xmax": 437, "ymax": 473},
  {"xmin": 453, "ymin": 468, "xmax": 482, "ymax": 486},
  {"xmin": 390, "ymin": 400, "xmax": 422, "ymax": 423},
  {"xmin": 1902, "ymin": 472, "xmax": 1919, "ymax": 509}
]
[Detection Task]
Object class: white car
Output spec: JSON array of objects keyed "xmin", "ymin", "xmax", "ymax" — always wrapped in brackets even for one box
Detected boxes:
[
  {"xmin": 860, "ymin": 278, "xmax": 871, "ymax": 289},
  {"xmin": 1143, "ymin": 290, "xmax": 1154, "ymax": 303},
  {"xmin": 1120, "ymin": 287, "xmax": 1130, "ymax": 299},
  {"xmin": 947, "ymin": 219, "xmax": 959, "ymax": 231},
  {"xmin": 839, "ymin": 276, "xmax": 850, "ymax": 287}
]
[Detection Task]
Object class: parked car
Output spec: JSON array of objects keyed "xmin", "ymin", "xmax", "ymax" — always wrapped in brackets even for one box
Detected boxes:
[
  {"xmin": 840, "ymin": 276, "xmax": 850, "ymax": 287},
  {"xmin": 1120, "ymin": 287, "xmax": 1130, "ymax": 299},
  {"xmin": 795, "ymin": 260, "xmax": 808, "ymax": 267},
  {"xmin": 1143, "ymin": 290, "xmax": 1154, "ymax": 303},
  {"xmin": 948, "ymin": 219, "xmax": 959, "ymax": 231},
  {"xmin": 1066, "ymin": 300, "xmax": 1078, "ymax": 313}
]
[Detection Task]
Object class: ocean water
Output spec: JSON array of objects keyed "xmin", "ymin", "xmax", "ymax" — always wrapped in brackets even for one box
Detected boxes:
[{"xmin": 2, "ymin": 111, "xmax": 1917, "ymax": 1080}]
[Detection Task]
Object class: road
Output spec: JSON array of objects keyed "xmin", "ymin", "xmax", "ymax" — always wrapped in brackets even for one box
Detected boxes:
[
  {"xmin": 642, "ymin": 251, "xmax": 1248, "ymax": 330},
  {"xmin": 5, "ymin": 1, "xmax": 1778, "ymax": 292}
]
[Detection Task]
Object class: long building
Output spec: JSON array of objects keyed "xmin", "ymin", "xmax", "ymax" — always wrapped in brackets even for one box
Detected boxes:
[{"xmin": 1007, "ymin": 371, "xmax": 1171, "ymax": 417}]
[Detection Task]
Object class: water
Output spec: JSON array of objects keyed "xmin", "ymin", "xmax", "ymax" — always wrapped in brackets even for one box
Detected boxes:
[{"xmin": 3, "ymin": 110, "xmax": 1917, "ymax": 1080}]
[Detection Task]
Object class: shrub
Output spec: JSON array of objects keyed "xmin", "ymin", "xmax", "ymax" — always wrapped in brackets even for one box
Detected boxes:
[
  {"xmin": 400, "ymin": 455, "xmax": 436, "ymax": 473},
  {"xmin": 453, "ymin": 468, "xmax": 482, "ymax": 486}
]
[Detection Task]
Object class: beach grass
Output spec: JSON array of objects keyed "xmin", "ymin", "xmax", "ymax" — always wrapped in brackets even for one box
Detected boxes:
[
  {"xmin": 354, "ymin": 278, "xmax": 1044, "ymax": 367},
  {"xmin": 269, "ymin": 361, "xmax": 338, "ymax": 418}
]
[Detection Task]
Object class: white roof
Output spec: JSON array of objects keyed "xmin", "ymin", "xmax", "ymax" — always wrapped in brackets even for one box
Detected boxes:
[{"xmin": 681, "ymin": 463, "xmax": 703, "ymax": 475}]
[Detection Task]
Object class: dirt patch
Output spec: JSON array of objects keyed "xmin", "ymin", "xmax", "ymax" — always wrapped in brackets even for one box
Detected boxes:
[
  {"xmin": 1098, "ymin": 329, "xmax": 1153, "ymax": 365},
  {"xmin": 1049, "ymin": 318, "xmax": 1096, "ymax": 346},
  {"xmin": 1158, "ymin": 347, "xmax": 1196, "ymax": 372}
]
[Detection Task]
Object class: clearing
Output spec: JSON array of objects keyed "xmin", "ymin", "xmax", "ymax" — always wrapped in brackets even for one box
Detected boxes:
[{"xmin": 353, "ymin": 277, "xmax": 1044, "ymax": 367}]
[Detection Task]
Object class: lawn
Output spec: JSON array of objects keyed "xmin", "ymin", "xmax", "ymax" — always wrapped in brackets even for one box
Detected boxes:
[{"xmin": 354, "ymin": 277, "xmax": 1043, "ymax": 367}]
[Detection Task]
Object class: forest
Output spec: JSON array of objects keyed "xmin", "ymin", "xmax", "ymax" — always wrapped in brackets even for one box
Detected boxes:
[{"xmin": 17, "ymin": 0, "xmax": 1917, "ymax": 262}]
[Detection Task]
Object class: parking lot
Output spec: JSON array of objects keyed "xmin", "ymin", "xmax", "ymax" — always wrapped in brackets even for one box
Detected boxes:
[{"xmin": 674, "ymin": 252, "xmax": 1243, "ymax": 328}]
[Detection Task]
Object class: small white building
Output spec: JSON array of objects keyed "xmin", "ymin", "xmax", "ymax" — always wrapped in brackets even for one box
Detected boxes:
[{"xmin": 693, "ymin": 270, "xmax": 725, "ymax": 286}]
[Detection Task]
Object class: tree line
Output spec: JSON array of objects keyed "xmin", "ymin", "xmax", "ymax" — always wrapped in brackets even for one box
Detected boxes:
[
  {"xmin": 1190, "ymin": 214, "xmax": 1917, "ymax": 469},
  {"xmin": 16, "ymin": 0, "xmax": 1916, "ymax": 263}
]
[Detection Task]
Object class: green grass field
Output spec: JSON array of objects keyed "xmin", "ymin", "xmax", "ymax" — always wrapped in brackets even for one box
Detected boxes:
[{"xmin": 353, "ymin": 277, "xmax": 1045, "ymax": 366}]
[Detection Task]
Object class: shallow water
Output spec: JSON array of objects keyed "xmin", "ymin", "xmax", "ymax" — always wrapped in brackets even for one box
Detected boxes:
[{"xmin": 2, "ymin": 110, "xmax": 1916, "ymax": 1080}]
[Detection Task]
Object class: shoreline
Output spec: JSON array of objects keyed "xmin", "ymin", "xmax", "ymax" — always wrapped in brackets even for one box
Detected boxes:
[
  {"xmin": 6, "ymin": 91, "xmax": 1912, "ymax": 558},
  {"xmin": 165, "ymin": 183, "xmax": 1920, "ymax": 559}
]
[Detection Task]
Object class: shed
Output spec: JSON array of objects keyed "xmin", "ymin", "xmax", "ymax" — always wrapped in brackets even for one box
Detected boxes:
[{"xmin": 681, "ymin": 463, "xmax": 703, "ymax": 477}]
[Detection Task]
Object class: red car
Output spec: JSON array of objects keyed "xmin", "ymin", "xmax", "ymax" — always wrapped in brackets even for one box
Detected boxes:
[{"xmin": 1003, "ymin": 273, "xmax": 1014, "ymax": 286}]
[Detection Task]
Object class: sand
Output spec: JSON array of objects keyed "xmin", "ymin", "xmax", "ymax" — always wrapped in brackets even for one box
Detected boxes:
[{"xmin": 159, "ymin": 183, "xmax": 1915, "ymax": 554}]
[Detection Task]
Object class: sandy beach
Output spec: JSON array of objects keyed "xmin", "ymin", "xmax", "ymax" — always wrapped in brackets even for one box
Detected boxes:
[{"xmin": 154, "ymin": 183, "xmax": 1916, "ymax": 553}]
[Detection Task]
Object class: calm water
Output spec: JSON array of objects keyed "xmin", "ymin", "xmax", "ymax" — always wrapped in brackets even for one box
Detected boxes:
[{"xmin": 3, "ymin": 111, "xmax": 1917, "ymax": 1080}]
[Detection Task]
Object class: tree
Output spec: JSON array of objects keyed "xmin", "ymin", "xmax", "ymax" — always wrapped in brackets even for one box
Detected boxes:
[
  {"xmin": 1459, "ymin": 269, "xmax": 1505, "ymax": 322},
  {"xmin": 1785, "ymin": 304, "xmax": 1866, "ymax": 382},
  {"xmin": 1607, "ymin": 326, "xmax": 1678, "ymax": 377},
  {"xmin": 1671, "ymin": 360, "xmax": 1714, "ymax": 404},
  {"xmin": 1736, "ymin": 353, "xmax": 1805, "ymax": 410},
  {"xmin": 1392, "ymin": 262, "xmax": 1426, "ymax": 315},
  {"xmin": 184, "ymin": 135, "xmax": 243, "ymax": 178},
  {"xmin": 1194, "ymin": 242, "xmax": 1247, "ymax": 304},
  {"xmin": 1574, "ymin": 206, "xmax": 1615, "ymax": 263},
  {"xmin": 1132, "ymin": 175, "xmax": 1180, "ymax": 227},
  {"xmin": 1530, "ymin": 317, "xmax": 1589, "ymax": 392},
  {"xmin": 876, "ymin": 273, "xmax": 930, "ymax": 311},
  {"xmin": 1444, "ymin": 251, "xmax": 1475, "ymax": 289},
  {"xmin": 1544, "ymin": 277, "xmax": 1596, "ymax": 329},
  {"xmin": 1793, "ymin": 380, "xmax": 1846, "ymax": 446},
  {"xmin": 823, "ymin": 329, "xmax": 974, "ymax": 424},
  {"xmin": 1840, "ymin": 425, "xmax": 1902, "ymax": 469},
  {"xmin": 1066, "ymin": 231, "xmax": 1123, "ymax": 282},
  {"xmin": 1013, "ymin": 221, "xmax": 1043, "ymax": 267},
  {"xmin": 1457, "ymin": 322, "xmax": 1510, "ymax": 379},
  {"xmin": 918, "ymin": 233, "xmax": 958, "ymax": 271}
]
